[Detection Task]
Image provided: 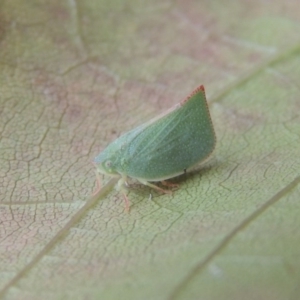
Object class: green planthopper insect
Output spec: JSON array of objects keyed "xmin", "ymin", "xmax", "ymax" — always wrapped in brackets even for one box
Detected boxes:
[{"xmin": 93, "ymin": 85, "xmax": 216, "ymax": 211}]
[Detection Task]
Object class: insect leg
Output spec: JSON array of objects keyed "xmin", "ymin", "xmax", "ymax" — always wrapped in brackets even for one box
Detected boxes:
[
  {"xmin": 91, "ymin": 170, "xmax": 102, "ymax": 196},
  {"xmin": 137, "ymin": 179, "xmax": 172, "ymax": 195},
  {"xmin": 117, "ymin": 175, "xmax": 131, "ymax": 212},
  {"xmin": 161, "ymin": 180, "xmax": 179, "ymax": 189},
  {"xmin": 122, "ymin": 193, "xmax": 130, "ymax": 213}
]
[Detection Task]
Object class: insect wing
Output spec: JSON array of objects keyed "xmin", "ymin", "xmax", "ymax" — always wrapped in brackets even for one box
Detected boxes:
[
  {"xmin": 94, "ymin": 122, "xmax": 147, "ymax": 164},
  {"xmin": 120, "ymin": 86, "xmax": 216, "ymax": 181}
]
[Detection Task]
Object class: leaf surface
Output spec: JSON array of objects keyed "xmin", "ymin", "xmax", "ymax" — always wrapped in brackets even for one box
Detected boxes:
[{"xmin": 1, "ymin": 1, "xmax": 300, "ymax": 299}]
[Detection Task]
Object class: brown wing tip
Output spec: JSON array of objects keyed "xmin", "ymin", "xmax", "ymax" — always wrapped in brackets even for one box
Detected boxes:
[
  {"xmin": 192, "ymin": 84, "xmax": 205, "ymax": 94},
  {"xmin": 181, "ymin": 84, "xmax": 206, "ymax": 105}
]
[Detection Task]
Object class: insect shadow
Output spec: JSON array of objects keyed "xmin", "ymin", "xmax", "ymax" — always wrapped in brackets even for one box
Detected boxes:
[{"xmin": 127, "ymin": 160, "xmax": 217, "ymax": 205}]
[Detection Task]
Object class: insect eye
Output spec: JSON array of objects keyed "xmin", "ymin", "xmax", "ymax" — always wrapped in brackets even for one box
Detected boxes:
[{"xmin": 105, "ymin": 160, "xmax": 112, "ymax": 169}]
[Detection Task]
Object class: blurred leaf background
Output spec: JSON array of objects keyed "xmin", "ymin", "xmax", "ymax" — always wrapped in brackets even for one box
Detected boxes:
[{"xmin": 1, "ymin": 0, "xmax": 300, "ymax": 299}]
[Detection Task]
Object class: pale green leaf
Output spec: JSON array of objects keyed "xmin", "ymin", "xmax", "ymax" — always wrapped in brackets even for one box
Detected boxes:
[{"xmin": 1, "ymin": 1, "xmax": 300, "ymax": 300}]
